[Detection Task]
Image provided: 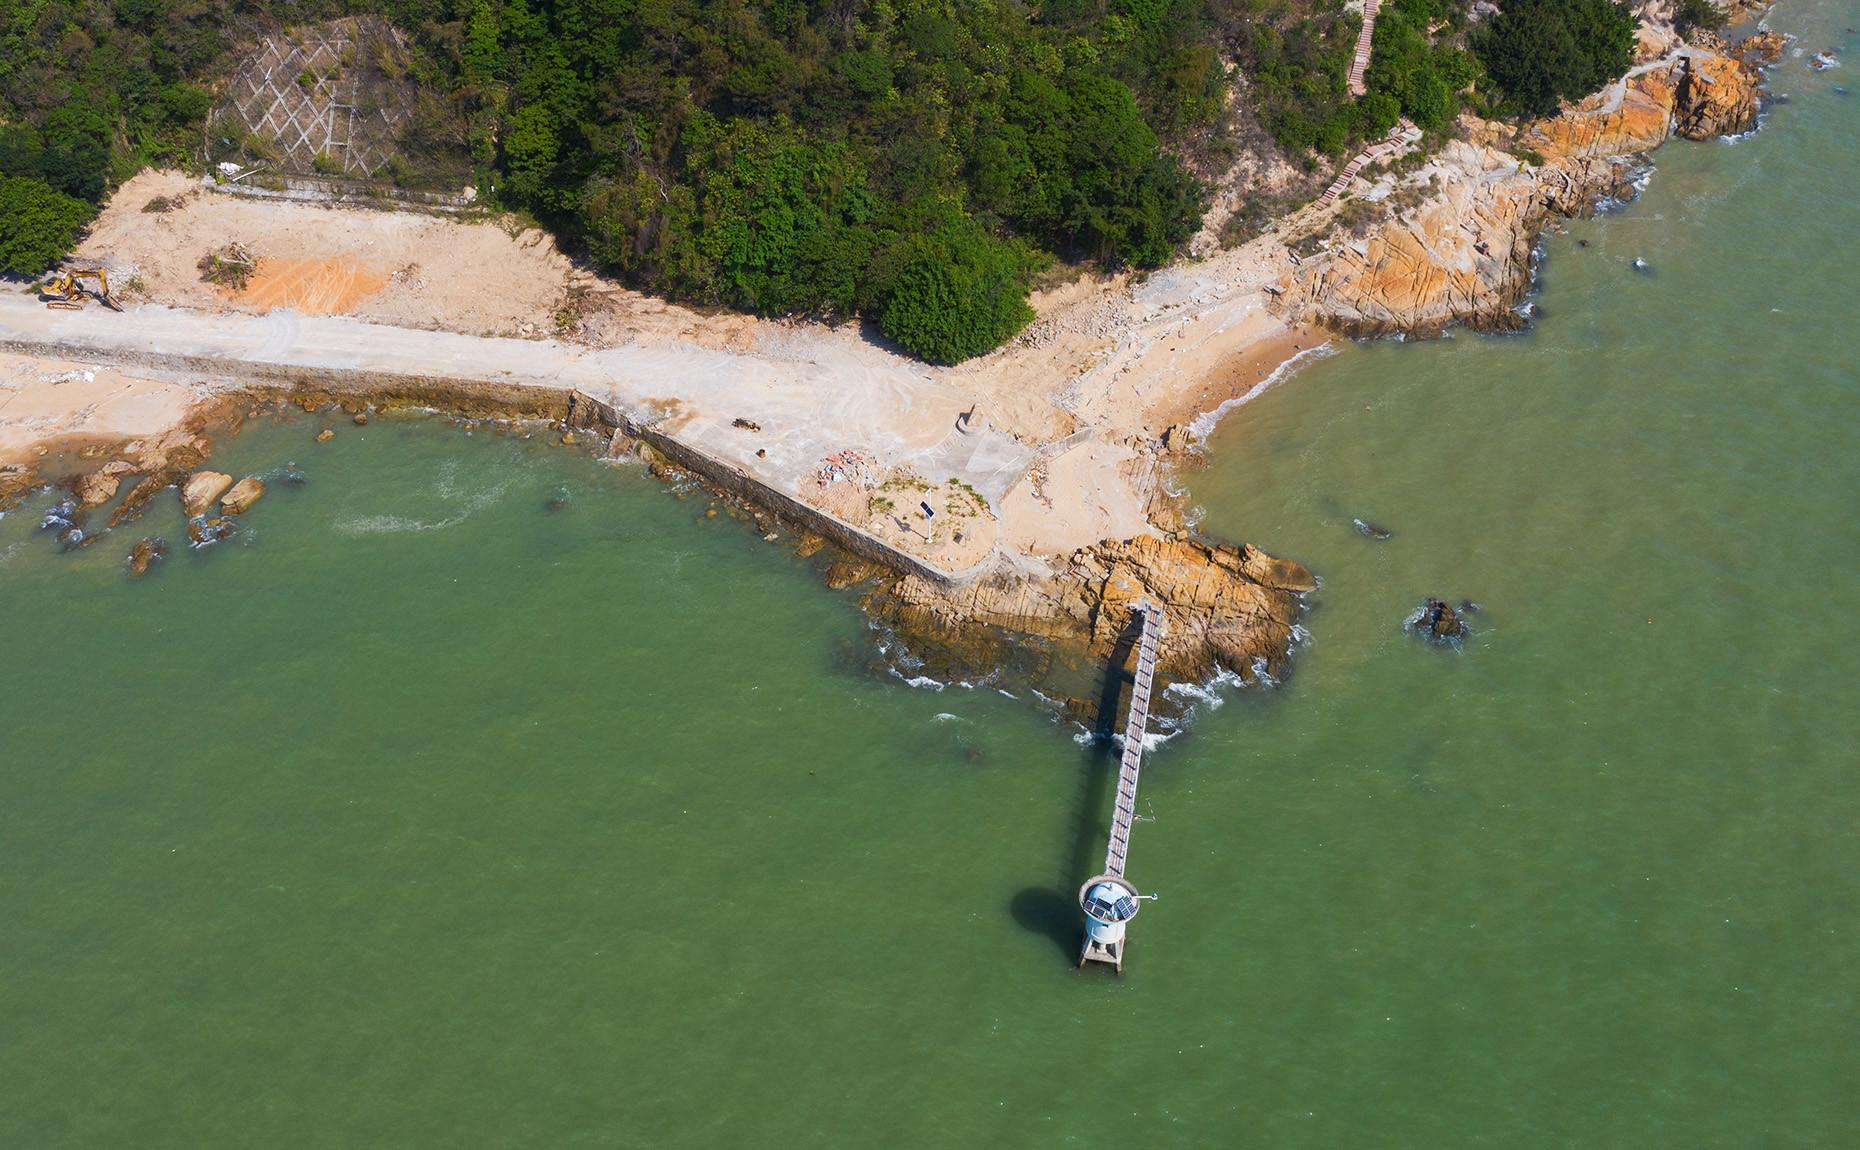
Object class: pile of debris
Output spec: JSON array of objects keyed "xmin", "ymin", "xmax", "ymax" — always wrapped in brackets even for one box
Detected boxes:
[
  {"xmin": 197, "ymin": 243, "xmax": 257, "ymax": 292},
  {"xmin": 813, "ymin": 449, "xmax": 876, "ymax": 489}
]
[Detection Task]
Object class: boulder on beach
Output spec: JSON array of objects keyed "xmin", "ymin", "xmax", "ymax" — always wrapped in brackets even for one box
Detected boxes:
[
  {"xmin": 220, "ymin": 476, "xmax": 265, "ymax": 515},
  {"xmin": 179, "ymin": 471, "xmax": 234, "ymax": 516},
  {"xmin": 1406, "ymin": 597, "xmax": 1467, "ymax": 644}
]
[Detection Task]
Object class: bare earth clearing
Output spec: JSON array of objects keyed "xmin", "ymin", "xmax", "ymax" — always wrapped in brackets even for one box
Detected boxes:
[{"xmin": 9, "ymin": 166, "xmax": 1314, "ymax": 578}]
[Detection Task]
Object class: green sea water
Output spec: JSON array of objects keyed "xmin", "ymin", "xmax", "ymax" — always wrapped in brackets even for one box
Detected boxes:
[{"xmin": 5, "ymin": 6, "xmax": 1858, "ymax": 1144}]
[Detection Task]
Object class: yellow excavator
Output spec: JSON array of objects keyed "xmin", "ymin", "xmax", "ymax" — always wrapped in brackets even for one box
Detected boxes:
[{"xmin": 41, "ymin": 267, "xmax": 123, "ymax": 312}]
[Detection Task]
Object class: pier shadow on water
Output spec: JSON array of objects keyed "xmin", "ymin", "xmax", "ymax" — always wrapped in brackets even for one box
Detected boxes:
[{"xmin": 1008, "ymin": 615, "xmax": 1141, "ymax": 966}]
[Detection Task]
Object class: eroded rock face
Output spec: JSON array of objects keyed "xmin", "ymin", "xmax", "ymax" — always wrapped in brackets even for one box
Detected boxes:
[
  {"xmin": 179, "ymin": 471, "xmax": 235, "ymax": 516},
  {"xmin": 1523, "ymin": 67, "xmax": 1679, "ymax": 162},
  {"xmin": 74, "ymin": 470, "xmax": 122, "ymax": 508},
  {"xmin": 1674, "ymin": 53, "xmax": 1762, "ymax": 140},
  {"xmin": 1288, "ymin": 47, "xmax": 1769, "ymax": 337},
  {"xmin": 866, "ymin": 535, "xmax": 1315, "ymax": 687},
  {"xmin": 1289, "ymin": 141, "xmax": 1548, "ymax": 336},
  {"xmin": 220, "ymin": 476, "xmax": 265, "ymax": 514}
]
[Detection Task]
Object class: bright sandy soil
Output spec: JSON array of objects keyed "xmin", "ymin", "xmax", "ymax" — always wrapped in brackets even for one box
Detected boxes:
[
  {"xmin": 19, "ymin": 167, "xmax": 1323, "ymax": 574},
  {"xmin": 0, "ymin": 351, "xmax": 203, "ymax": 466}
]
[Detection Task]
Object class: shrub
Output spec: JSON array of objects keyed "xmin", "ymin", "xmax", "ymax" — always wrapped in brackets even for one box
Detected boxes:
[
  {"xmin": 0, "ymin": 176, "xmax": 95, "ymax": 277},
  {"xmin": 878, "ymin": 221, "xmax": 1037, "ymax": 365}
]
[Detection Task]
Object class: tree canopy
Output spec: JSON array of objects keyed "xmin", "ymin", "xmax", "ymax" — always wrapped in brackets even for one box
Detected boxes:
[
  {"xmin": 1473, "ymin": 0, "xmax": 1636, "ymax": 118},
  {"xmin": 0, "ymin": 0, "xmax": 1641, "ymax": 356},
  {"xmin": 0, "ymin": 176, "xmax": 95, "ymax": 276}
]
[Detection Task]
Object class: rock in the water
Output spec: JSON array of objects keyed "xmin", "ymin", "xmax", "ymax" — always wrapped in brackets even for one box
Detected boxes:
[
  {"xmin": 823, "ymin": 558, "xmax": 881, "ymax": 589},
  {"xmin": 1352, "ymin": 517, "xmax": 1393, "ymax": 541},
  {"xmin": 1406, "ymin": 597, "xmax": 1467, "ymax": 644},
  {"xmin": 866, "ymin": 535, "xmax": 1314, "ymax": 687},
  {"xmin": 179, "ymin": 471, "xmax": 234, "ymax": 516},
  {"xmin": 1674, "ymin": 53, "xmax": 1762, "ymax": 140},
  {"xmin": 220, "ymin": 476, "xmax": 265, "ymax": 515},
  {"xmin": 127, "ymin": 536, "xmax": 167, "ymax": 577},
  {"xmin": 315, "ymin": 428, "xmax": 335, "ymax": 443},
  {"xmin": 353, "ymin": 412, "xmax": 370, "ymax": 426},
  {"xmin": 186, "ymin": 516, "xmax": 237, "ymax": 548},
  {"xmin": 74, "ymin": 470, "xmax": 122, "ymax": 508},
  {"xmin": 40, "ymin": 496, "xmax": 79, "ymax": 533}
]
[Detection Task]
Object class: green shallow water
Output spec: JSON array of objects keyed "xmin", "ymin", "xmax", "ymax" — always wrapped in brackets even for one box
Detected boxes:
[{"xmin": 5, "ymin": 6, "xmax": 1859, "ymax": 1144}]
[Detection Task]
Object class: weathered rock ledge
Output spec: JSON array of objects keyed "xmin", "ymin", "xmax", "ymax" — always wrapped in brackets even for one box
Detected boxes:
[
  {"xmin": 864, "ymin": 535, "xmax": 1316, "ymax": 694},
  {"xmin": 1282, "ymin": 34, "xmax": 1783, "ymax": 336}
]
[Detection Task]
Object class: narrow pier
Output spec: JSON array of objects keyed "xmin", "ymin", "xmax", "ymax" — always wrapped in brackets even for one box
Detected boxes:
[
  {"xmin": 1079, "ymin": 601, "xmax": 1164, "ymax": 972},
  {"xmin": 1105, "ymin": 601, "xmax": 1162, "ymax": 878}
]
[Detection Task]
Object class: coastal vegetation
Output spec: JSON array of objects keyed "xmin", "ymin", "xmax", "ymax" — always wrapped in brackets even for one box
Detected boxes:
[
  {"xmin": 1472, "ymin": 0, "xmax": 1637, "ymax": 117},
  {"xmin": 2, "ymin": 0, "xmax": 1639, "ymax": 355}
]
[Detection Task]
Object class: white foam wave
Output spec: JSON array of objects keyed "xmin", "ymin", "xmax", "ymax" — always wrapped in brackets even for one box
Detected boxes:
[
  {"xmin": 335, "ymin": 472, "xmax": 512, "ymax": 538},
  {"xmin": 1187, "ymin": 342, "xmax": 1338, "ymax": 440}
]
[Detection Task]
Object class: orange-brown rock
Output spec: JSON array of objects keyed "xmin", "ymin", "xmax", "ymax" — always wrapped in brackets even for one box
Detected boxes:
[
  {"xmin": 220, "ymin": 476, "xmax": 265, "ymax": 514},
  {"xmin": 179, "ymin": 470, "xmax": 235, "ymax": 516},
  {"xmin": 1674, "ymin": 52, "xmax": 1762, "ymax": 140},
  {"xmin": 127, "ymin": 536, "xmax": 167, "ymax": 578},
  {"xmin": 1521, "ymin": 66, "xmax": 1678, "ymax": 163},
  {"xmin": 1291, "ymin": 46, "xmax": 1770, "ymax": 338},
  {"xmin": 74, "ymin": 470, "xmax": 122, "ymax": 508},
  {"xmin": 866, "ymin": 535, "xmax": 1314, "ymax": 686},
  {"xmin": 1740, "ymin": 30, "xmax": 1788, "ymax": 68},
  {"xmin": 1286, "ymin": 141, "xmax": 1549, "ymax": 335}
]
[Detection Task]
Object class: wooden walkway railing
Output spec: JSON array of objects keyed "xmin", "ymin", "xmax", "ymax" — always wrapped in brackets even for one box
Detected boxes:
[{"xmin": 1105, "ymin": 602, "xmax": 1164, "ymax": 878}]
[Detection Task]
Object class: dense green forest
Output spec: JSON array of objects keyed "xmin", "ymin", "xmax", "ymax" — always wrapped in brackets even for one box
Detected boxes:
[{"xmin": 1, "ymin": 0, "xmax": 1638, "ymax": 360}]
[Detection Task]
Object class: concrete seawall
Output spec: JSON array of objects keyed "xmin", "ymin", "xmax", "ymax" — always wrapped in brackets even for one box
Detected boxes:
[{"xmin": 0, "ymin": 331, "xmax": 967, "ymax": 585}]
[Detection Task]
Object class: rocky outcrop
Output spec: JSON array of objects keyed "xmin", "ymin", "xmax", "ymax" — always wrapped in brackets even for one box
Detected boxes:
[
  {"xmin": 179, "ymin": 470, "xmax": 235, "ymax": 516},
  {"xmin": 1523, "ymin": 67, "xmax": 1679, "ymax": 162},
  {"xmin": 1287, "ymin": 44, "xmax": 1771, "ymax": 337},
  {"xmin": 74, "ymin": 470, "xmax": 122, "ymax": 508},
  {"xmin": 866, "ymin": 535, "xmax": 1315, "ymax": 687},
  {"xmin": 1288, "ymin": 141, "xmax": 1550, "ymax": 336},
  {"xmin": 127, "ymin": 536, "xmax": 167, "ymax": 578},
  {"xmin": 1406, "ymin": 597, "xmax": 1467, "ymax": 643},
  {"xmin": 220, "ymin": 476, "xmax": 265, "ymax": 514},
  {"xmin": 1674, "ymin": 52, "xmax": 1762, "ymax": 139}
]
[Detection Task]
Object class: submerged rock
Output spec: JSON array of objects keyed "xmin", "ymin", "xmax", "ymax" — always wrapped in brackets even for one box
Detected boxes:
[
  {"xmin": 219, "ymin": 476, "xmax": 265, "ymax": 515},
  {"xmin": 315, "ymin": 429, "xmax": 335, "ymax": 443},
  {"xmin": 823, "ymin": 558, "xmax": 882, "ymax": 589},
  {"xmin": 186, "ymin": 516, "xmax": 238, "ymax": 548},
  {"xmin": 127, "ymin": 536, "xmax": 168, "ymax": 578},
  {"xmin": 1352, "ymin": 518, "xmax": 1393, "ymax": 541},
  {"xmin": 179, "ymin": 471, "xmax": 234, "ymax": 516},
  {"xmin": 1406, "ymin": 597, "xmax": 1467, "ymax": 644}
]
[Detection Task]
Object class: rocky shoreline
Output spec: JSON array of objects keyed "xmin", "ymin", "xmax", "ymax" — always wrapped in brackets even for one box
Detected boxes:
[
  {"xmin": 1280, "ymin": 29, "xmax": 1786, "ymax": 337},
  {"xmin": 0, "ymin": 13, "xmax": 1787, "ymax": 714}
]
